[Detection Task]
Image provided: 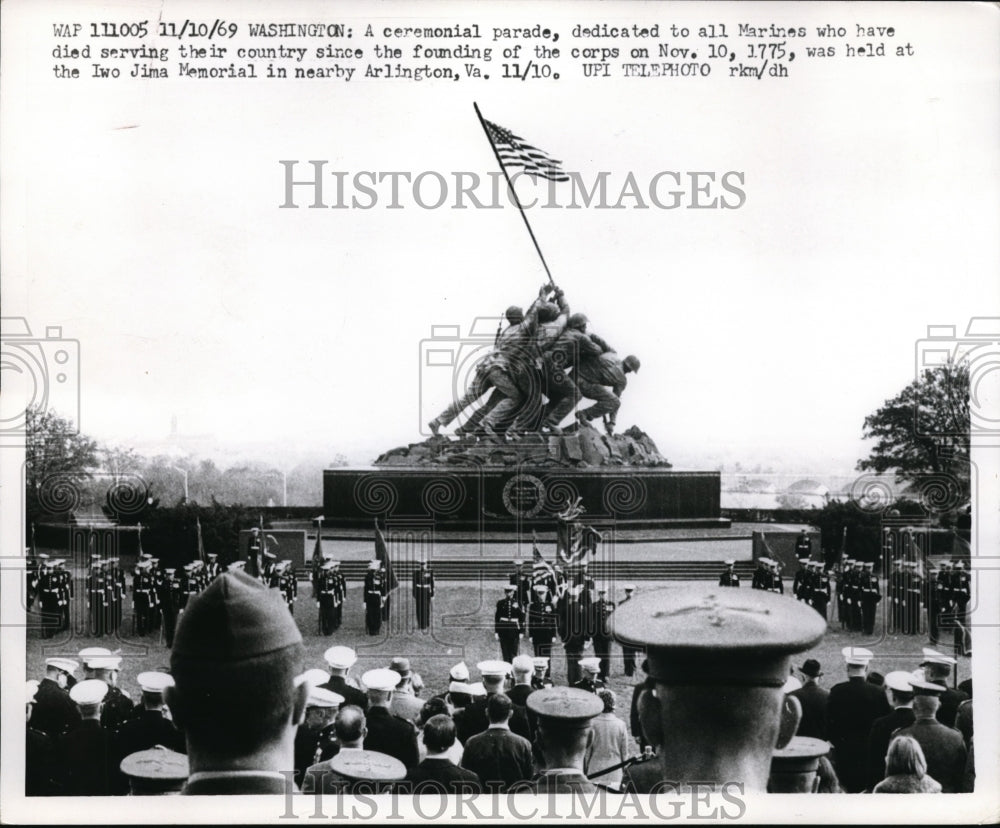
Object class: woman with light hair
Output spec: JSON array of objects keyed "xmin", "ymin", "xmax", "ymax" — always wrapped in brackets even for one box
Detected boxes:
[
  {"xmin": 583, "ymin": 690, "xmax": 629, "ymax": 790},
  {"xmin": 872, "ymin": 735, "xmax": 942, "ymax": 793}
]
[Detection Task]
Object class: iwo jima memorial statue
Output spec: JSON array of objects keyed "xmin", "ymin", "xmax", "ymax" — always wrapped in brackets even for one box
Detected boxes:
[{"xmin": 324, "ymin": 104, "xmax": 729, "ymax": 545}]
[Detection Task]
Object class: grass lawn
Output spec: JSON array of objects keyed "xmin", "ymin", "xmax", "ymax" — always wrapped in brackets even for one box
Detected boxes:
[{"xmin": 27, "ymin": 577, "xmax": 971, "ymax": 748}]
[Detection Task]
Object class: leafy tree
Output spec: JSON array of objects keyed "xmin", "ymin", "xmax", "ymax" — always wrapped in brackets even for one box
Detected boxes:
[
  {"xmin": 857, "ymin": 361, "xmax": 970, "ymax": 500},
  {"xmin": 25, "ymin": 406, "xmax": 99, "ymax": 521}
]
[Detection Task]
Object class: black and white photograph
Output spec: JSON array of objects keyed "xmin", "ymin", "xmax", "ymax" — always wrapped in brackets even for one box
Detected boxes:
[{"xmin": 1, "ymin": 0, "xmax": 998, "ymax": 822}]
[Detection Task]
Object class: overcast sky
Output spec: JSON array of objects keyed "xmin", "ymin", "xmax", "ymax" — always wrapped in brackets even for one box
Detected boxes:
[{"xmin": 4, "ymin": 1, "xmax": 998, "ymax": 476}]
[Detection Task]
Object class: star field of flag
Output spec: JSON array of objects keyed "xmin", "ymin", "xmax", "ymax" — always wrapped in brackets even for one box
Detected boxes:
[{"xmin": 484, "ymin": 119, "xmax": 570, "ymax": 182}]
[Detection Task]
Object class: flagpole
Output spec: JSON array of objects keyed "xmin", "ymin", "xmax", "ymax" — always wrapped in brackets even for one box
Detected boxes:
[{"xmin": 473, "ymin": 102, "xmax": 556, "ymax": 286}]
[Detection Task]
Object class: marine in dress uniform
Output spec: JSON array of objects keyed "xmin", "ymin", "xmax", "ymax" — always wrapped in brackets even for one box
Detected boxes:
[
  {"xmin": 560, "ymin": 584, "xmax": 589, "ymax": 685},
  {"xmin": 888, "ymin": 558, "xmax": 905, "ymax": 633},
  {"xmin": 825, "ymin": 647, "xmax": 891, "ymax": 792},
  {"xmin": 950, "ymin": 561, "xmax": 971, "ymax": 655},
  {"xmin": 412, "ymin": 560, "xmax": 434, "ymax": 631},
  {"xmin": 86, "ymin": 558, "xmax": 104, "ymax": 636},
  {"xmin": 904, "ymin": 560, "xmax": 922, "ymax": 635},
  {"xmin": 920, "ymin": 648, "xmax": 969, "ymax": 728},
  {"xmin": 36, "ymin": 560, "xmax": 59, "ymax": 638},
  {"xmin": 26, "ymin": 680, "xmax": 57, "ymax": 796},
  {"xmin": 317, "ymin": 560, "xmax": 338, "ymax": 635},
  {"xmin": 275, "ymin": 560, "xmax": 297, "ymax": 614},
  {"xmin": 751, "ymin": 558, "xmax": 769, "ymax": 590},
  {"xmin": 792, "ymin": 558, "xmax": 810, "ymax": 602},
  {"xmin": 455, "ymin": 661, "xmax": 511, "ymax": 745},
  {"xmin": 159, "ymin": 568, "xmax": 183, "ymax": 648},
  {"xmin": 112, "ymin": 672, "xmax": 186, "ymax": 783},
  {"xmin": 77, "ymin": 650, "xmax": 135, "ymax": 734},
  {"xmin": 510, "ymin": 560, "xmax": 532, "ymax": 607},
  {"xmin": 589, "ymin": 587, "xmax": 614, "ymax": 681},
  {"xmin": 859, "ymin": 561, "xmax": 881, "ymax": 636},
  {"xmin": 57, "ymin": 680, "xmax": 121, "ymax": 796},
  {"xmin": 293, "ymin": 685, "xmax": 343, "ymax": 787},
  {"xmin": 526, "ymin": 687, "xmax": 604, "ymax": 794},
  {"xmin": 767, "ymin": 560, "xmax": 784, "ymax": 595},
  {"xmin": 531, "ymin": 657, "xmax": 554, "ymax": 690},
  {"xmin": 718, "ymin": 561, "xmax": 740, "ymax": 588},
  {"xmin": 132, "ymin": 560, "xmax": 156, "ymax": 635},
  {"xmin": 617, "ymin": 585, "xmax": 640, "ymax": 677},
  {"xmin": 809, "ymin": 561, "xmax": 831, "ymax": 621},
  {"xmin": 322, "ymin": 646, "xmax": 368, "ymax": 711},
  {"xmin": 527, "ymin": 584, "xmax": 557, "ymax": 671},
  {"xmin": 204, "ymin": 552, "xmax": 221, "ymax": 580},
  {"xmin": 359, "ymin": 668, "xmax": 419, "ymax": 769},
  {"xmin": 363, "ymin": 560, "xmax": 386, "ymax": 635},
  {"xmin": 331, "ymin": 561, "xmax": 346, "ymax": 631},
  {"xmin": 794, "ymin": 529, "xmax": 812, "ymax": 562},
  {"xmin": 494, "ymin": 585, "xmax": 523, "ymax": 664},
  {"xmin": 32, "ymin": 659, "xmax": 81, "ymax": 739},
  {"xmin": 572, "ymin": 657, "xmax": 605, "ymax": 693},
  {"xmin": 55, "ymin": 560, "xmax": 72, "ymax": 632}
]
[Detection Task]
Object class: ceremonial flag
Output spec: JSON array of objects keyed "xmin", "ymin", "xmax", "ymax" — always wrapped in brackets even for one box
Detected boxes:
[
  {"xmin": 375, "ymin": 520, "xmax": 399, "ymax": 592},
  {"xmin": 481, "ymin": 118, "xmax": 570, "ymax": 182},
  {"xmin": 531, "ymin": 530, "xmax": 557, "ymax": 584},
  {"xmin": 311, "ymin": 517, "xmax": 325, "ymax": 568},
  {"xmin": 196, "ymin": 517, "xmax": 206, "ymax": 563}
]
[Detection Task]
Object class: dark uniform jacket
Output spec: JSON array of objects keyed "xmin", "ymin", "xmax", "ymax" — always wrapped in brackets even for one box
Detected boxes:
[
  {"xmin": 57, "ymin": 719, "xmax": 120, "ymax": 796},
  {"xmin": 404, "ymin": 758, "xmax": 482, "ymax": 794},
  {"xmin": 99, "ymin": 685, "xmax": 135, "ymax": 733},
  {"xmin": 936, "ymin": 687, "xmax": 969, "ymax": 730},
  {"xmin": 112, "ymin": 709, "xmax": 186, "ymax": 765},
  {"xmin": 865, "ymin": 706, "xmax": 915, "ymax": 790},
  {"xmin": 26, "ymin": 726, "xmax": 56, "ymax": 796},
  {"xmin": 32, "ymin": 678, "xmax": 81, "ymax": 738},
  {"xmin": 826, "ymin": 676, "xmax": 891, "ymax": 792},
  {"xmin": 789, "ymin": 682, "xmax": 829, "ymax": 740},
  {"xmin": 531, "ymin": 769, "xmax": 598, "ymax": 794},
  {"xmin": 322, "ymin": 675, "xmax": 368, "ymax": 711},
  {"xmin": 461, "ymin": 726, "xmax": 534, "ymax": 792},
  {"xmin": 294, "ymin": 723, "xmax": 339, "ymax": 786},
  {"xmin": 894, "ymin": 717, "xmax": 968, "ymax": 793},
  {"xmin": 362, "ymin": 706, "xmax": 418, "ymax": 769}
]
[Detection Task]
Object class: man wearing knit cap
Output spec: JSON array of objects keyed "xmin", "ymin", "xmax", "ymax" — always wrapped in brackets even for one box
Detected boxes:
[
  {"xmin": 360, "ymin": 668, "xmax": 419, "ymax": 769},
  {"xmin": 165, "ymin": 568, "xmax": 310, "ymax": 794},
  {"xmin": 865, "ymin": 670, "xmax": 915, "ymax": 789},
  {"xmin": 894, "ymin": 675, "xmax": 968, "ymax": 792},
  {"xmin": 826, "ymin": 647, "xmax": 890, "ymax": 792},
  {"xmin": 526, "ymin": 687, "xmax": 603, "ymax": 793},
  {"xmin": 321, "ymin": 646, "xmax": 367, "ymax": 710}
]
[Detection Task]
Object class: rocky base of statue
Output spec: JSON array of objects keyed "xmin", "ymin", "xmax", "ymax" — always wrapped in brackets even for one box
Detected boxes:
[{"xmin": 374, "ymin": 421, "xmax": 672, "ymax": 468}]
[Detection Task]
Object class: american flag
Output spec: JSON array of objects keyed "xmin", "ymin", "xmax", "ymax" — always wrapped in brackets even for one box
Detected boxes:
[{"xmin": 484, "ymin": 119, "xmax": 570, "ymax": 182}]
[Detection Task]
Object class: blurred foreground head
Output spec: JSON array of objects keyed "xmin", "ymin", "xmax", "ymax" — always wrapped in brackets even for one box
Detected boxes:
[
  {"xmin": 614, "ymin": 584, "xmax": 825, "ymax": 791},
  {"xmin": 167, "ymin": 570, "xmax": 307, "ymax": 768}
]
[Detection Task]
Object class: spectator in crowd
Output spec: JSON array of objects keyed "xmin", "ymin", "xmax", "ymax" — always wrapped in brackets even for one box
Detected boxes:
[
  {"xmin": 303, "ymin": 705, "xmax": 402, "ymax": 795},
  {"xmin": 790, "ymin": 659, "xmax": 828, "ymax": 740},
  {"xmin": 57, "ymin": 680, "xmax": 120, "ymax": 796},
  {"xmin": 165, "ymin": 569, "xmax": 309, "ymax": 794},
  {"xmin": 893, "ymin": 677, "xmax": 968, "ymax": 793},
  {"xmin": 405, "ymin": 714, "xmax": 482, "ymax": 794},
  {"xmin": 527, "ymin": 687, "xmax": 603, "ymax": 793},
  {"xmin": 461, "ymin": 693, "xmax": 533, "ymax": 792},
  {"xmin": 416, "ymin": 698, "xmax": 463, "ymax": 765},
  {"xmin": 388, "ymin": 658, "xmax": 424, "ymax": 724},
  {"xmin": 584, "ymin": 689, "xmax": 629, "ymax": 791},
  {"xmin": 865, "ymin": 671, "xmax": 915, "ymax": 790},
  {"xmin": 26, "ymin": 680, "xmax": 56, "ymax": 796},
  {"xmin": 360, "ymin": 669, "xmax": 419, "ymax": 769},
  {"xmin": 872, "ymin": 736, "xmax": 942, "ymax": 793}
]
